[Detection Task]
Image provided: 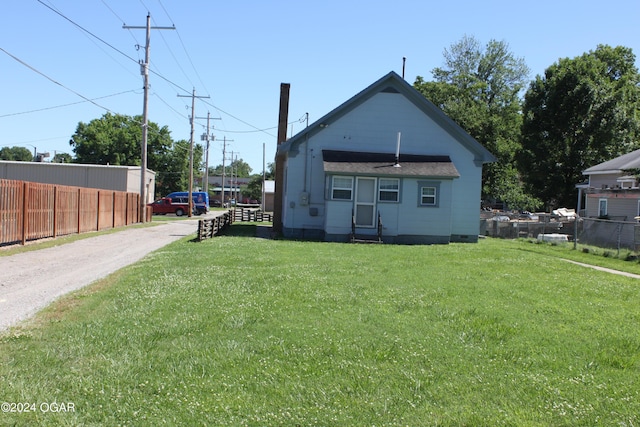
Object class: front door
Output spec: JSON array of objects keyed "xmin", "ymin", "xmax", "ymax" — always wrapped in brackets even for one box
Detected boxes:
[{"xmin": 355, "ymin": 177, "xmax": 376, "ymax": 227}]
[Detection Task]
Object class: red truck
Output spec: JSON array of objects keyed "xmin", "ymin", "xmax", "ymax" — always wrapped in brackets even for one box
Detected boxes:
[{"xmin": 148, "ymin": 197, "xmax": 194, "ymax": 216}]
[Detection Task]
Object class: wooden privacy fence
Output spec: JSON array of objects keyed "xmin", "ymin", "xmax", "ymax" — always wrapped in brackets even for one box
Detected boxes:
[
  {"xmin": 197, "ymin": 210, "xmax": 233, "ymax": 241},
  {"xmin": 0, "ymin": 179, "xmax": 143, "ymax": 246}
]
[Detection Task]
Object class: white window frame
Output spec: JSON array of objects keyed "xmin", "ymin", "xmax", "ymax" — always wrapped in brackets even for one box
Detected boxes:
[
  {"xmin": 331, "ymin": 176, "xmax": 353, "ymax": 201},
  {"xmin": 420, "ymin": 186, "xmax": 437, "ymax": 206},
  {"xmin": 598, "ymin": 198, "xmax": 608, "ymax": 217},
  {"xmin": 378, "ymin": 178, "xmax": 400, "ymax": 202}
]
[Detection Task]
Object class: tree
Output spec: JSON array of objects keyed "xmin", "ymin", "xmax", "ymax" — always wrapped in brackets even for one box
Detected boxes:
[
  {"xmin": 240, "ymin": 175, "xmax": 263, "ymax": 202},
  {"xmin": 519, "ymin": 45, "xmax": 640, "ymax": 209},
  {"xmin": 265, "ymin": 162, "xmax": 275, "ymax": 180},
  {"xmin": 69, "ymin": 113, "xmax": 173, "ymax": 170},
  {"xmin": 52, "ymin": 152, "xmax": 73, "ymax": 163},
  {"xmin": 209, "ymin": 158, "xmax": 252, "ymax": 178},
  {"xmin": 414, "ymin": 35, "xmax": 539, "ymax": 210},
  {"xmin": 0, "ymin": 146, "xmax": 33, "ymax": 161},
  {"xmin": 69, "ymin": 112, "xmax": 204, "ymax": 198}
]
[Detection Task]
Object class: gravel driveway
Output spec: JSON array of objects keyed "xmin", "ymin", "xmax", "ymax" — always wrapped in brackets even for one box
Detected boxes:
[{"xmin": 0, "ymin": 220, "xmax": 198, "ymax": 332}]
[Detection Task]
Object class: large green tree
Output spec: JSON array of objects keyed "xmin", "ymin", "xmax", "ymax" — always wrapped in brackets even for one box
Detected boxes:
[
  {"xmin": 0, "ymin": 146, "xmax": 33, "ymax": 161},
  {"xmin": 519, "ymin": 45, "xmax": 640, "ymax": 209},
  {"xmin": 414, "ymin": 35, "xmax": 539, "ymax": 209},
  {"xmin": 209, "ymin": 158, "xmax": 252, "ymax": 178},
  {"xmin": 69, "ymin": 112, "xmax": 202, "ymax": 198}
]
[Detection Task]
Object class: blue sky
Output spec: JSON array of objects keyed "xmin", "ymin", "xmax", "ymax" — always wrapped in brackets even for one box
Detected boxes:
[{"xmin": 2, "ymin": 0, "xmax": 639, "ymax": 177}]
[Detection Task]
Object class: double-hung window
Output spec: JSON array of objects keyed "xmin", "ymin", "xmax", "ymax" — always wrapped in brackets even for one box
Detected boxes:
[
  {"xmin": 331, "ymin": 176, "xmax": 353, "ymax": 200},
  {"xmin": 421, "ymin": 187, "xmax": 437, "ymax": 205},
  {"xmin": 417, "ymin": 181, "xmax": 440, "ymax": 207},
  {"xmin": 379, "ymin": 178, "xmax": 399, "ymax": 202}
]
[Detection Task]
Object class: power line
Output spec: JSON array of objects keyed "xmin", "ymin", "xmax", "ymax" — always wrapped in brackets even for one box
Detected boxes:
[
  {"xmin": 0, "ymin": 47, "xmax": 114, "ymax": 113},
  {"xmin": 36, "ymin": 0, "xmax": 191, "ymax": 96},
  {"xmin": 201, "ymin": 99, "xmax": 277, "ymax": 138},
  {"xmin": 154, "ymin": 0, "xmax": 210, "ymax": 96},
  {"xmin": 0, "ymin": 89, "xmax": 139, "ymax": 118}
]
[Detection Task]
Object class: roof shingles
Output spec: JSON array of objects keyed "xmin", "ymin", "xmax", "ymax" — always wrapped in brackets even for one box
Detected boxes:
[{"xmin": 322, "ymin": 150, "xmax": 460, "ymax": 178}]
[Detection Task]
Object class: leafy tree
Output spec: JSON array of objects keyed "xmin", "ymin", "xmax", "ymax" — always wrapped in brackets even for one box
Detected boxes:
[
  {"xmin": 414, "ymin": 35, "xmax": 539, "ymax": 210},
  {"xmin": 209, "ymin": 158, "xmax": 252, "ymax": 178},
  {"xmin": 52, "ymin": 152, "xmax": 73, "ymax": 163},
  {"xmin": 265, "ymin": 162, "xmax": 275, "ymax": 180},
  {"xmin": 242, "ymin": 174, "xmax": 266, "ymax": 202},
  {"xmin": 69, "ymin": 112, "xmax": 203, "ymax": 198},
  {"xmin": 69, "ymin": 113, "xmax": 173, "ymax": 171},
  {"xmin": 0, "ymin": 146, "xmax": 33, "ymax": 161},
  {"xmin": 519, "ymin": 45, "xmax": 640, "ymax": 209}
]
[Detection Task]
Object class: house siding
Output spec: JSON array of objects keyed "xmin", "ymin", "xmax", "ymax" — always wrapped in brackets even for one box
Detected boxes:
[
  {"xmin": 282, "ymin": 92, "xmax": 478, "ymax": 238},
  {"xmin": 280, "ymin": 72, "xmax": 494, "ymax": 244},
  {"xmin": 586, "ymin": 193, "xmax": 640, "ymax": 220},
  {"xmin": 589, "ymin": 173, "xmax": 622, "ymax": 189}
]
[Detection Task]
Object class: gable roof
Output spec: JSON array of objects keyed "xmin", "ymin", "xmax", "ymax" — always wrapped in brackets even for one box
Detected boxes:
[
  {"xmin": 277, "ymin": 71, "xmax": 496, "ymax": 164},
  {"xmin": 322, "ymin": 150, "xmax": 460, "ymax": 178},
  {"xmin": 583, "ymin": 148, "xmax": 640, "ymax": 175}
]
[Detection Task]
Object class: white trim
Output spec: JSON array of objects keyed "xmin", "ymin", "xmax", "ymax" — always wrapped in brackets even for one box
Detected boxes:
[
  {"xmin": 331, "ymin": 176, "xmax": 353, "ymax": 200},
  {"xmin": 598, "ymin": 198, "xmax": 608, "ymax": 217},
  {"xmin": 355, "ymin": 177, "xmax": 376, "ymax": 227}
]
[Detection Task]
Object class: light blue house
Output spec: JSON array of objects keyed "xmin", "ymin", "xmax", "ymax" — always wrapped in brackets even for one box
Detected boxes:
[{"xmin": 276, "ymin": 71, "xmax": 495, "ymax": 244}]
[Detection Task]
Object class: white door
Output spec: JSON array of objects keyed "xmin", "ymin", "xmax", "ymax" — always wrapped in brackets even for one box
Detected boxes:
[{"xmin": 355, "ymin": 177, "xmax": 376, "ymax": 227}]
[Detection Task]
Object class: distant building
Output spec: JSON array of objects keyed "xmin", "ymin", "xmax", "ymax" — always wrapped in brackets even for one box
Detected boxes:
[
  {"xmin": 263, "ymin": 180, "xmax": 275, "ymax": 212},
  {"xmin": 581, "ymin": 148, "xmax": 640, "ymax": 220},
  {"xmin": 0, "ymin": 161, "xmax": 155, "ymax": 203}
]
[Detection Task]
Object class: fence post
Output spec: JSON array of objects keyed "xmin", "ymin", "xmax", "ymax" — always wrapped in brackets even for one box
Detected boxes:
[
  {"xmin": 78, "ymin": 188, "xmax": 82, "ymax": 234},
  {"xmin": 21, "ymin": 182, "xmax": 28, "ymax": 245},
  {"xmin": 53, "ymin": 186, "xmax": 58, "ymax": 238}
]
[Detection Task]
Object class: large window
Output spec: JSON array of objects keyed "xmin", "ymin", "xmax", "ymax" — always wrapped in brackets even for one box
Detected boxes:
[
  {"xmin": 331, "ymin": 176, "xmax": 353, "ymax": 200},
  {"xmin": 379, "ymin": 178, "xmax": 399, "ymax": 202}
]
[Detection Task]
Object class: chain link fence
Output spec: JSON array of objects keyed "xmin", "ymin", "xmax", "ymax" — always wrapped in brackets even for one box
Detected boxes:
[
  {"xmin": 481, "ymin": 214, "xmax": 640, "ymax": 253},
  {"xmin": 576, "ymin": 217, "xmax": 639, "ymax": 252}
]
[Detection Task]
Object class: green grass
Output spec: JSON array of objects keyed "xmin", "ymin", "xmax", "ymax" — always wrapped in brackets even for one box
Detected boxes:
[{"xmin": 1, "ymin": 228, "xmax": 639, "ymax": 425}]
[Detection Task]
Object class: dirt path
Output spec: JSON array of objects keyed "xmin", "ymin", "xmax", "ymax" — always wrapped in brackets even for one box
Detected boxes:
[{"xmin": 0, "ymin": 220, "xmax": 198, "ymax": 332}]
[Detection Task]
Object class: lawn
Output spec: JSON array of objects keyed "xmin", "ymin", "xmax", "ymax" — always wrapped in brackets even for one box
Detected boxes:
[{"xmin": 1, "ymin": 226, "xmax": 639, "ymax": 426}]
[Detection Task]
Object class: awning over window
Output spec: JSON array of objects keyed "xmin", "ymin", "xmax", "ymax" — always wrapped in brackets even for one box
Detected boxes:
[{"xmin": 322, "ymin": 150, "xmax": 460, "ymax": 178}]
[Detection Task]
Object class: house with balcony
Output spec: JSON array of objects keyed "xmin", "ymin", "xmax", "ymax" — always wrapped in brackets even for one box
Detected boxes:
[{"xmin": 580, "ymin": 148, "xmax": 640, "ymax": 220}]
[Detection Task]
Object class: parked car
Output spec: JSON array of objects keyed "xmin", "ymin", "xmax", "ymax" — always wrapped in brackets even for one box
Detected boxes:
[
  {"xmin": 519, "ymin": 211, "xmax": 539, "ymax": 221},
  {"xmin": 149, "ymin": 197, "xmax": 195, "ymax": 216}
]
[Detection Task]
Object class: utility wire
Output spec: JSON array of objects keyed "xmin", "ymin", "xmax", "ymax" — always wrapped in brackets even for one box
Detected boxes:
[
  {"xmin": 36, "ymin": 0, "xmax": 273, "ymax": 143},
  {"xmin": 201, "ymin": 99, "xmax": 277, "ymax": 138},
  {"xmin": 36, "ymin": 0, "xmax": 191, "ymax": 96},
  {"xmin": 155, "ymin": 0, "xmax": 209, "ymax": 95},
  {"xmin": 0, "ymin": 89, "xmax": 139, "ymax": 118},
  {"xmin": 0, "ymin": 47, "xmax": 114, "ymax": 113}
]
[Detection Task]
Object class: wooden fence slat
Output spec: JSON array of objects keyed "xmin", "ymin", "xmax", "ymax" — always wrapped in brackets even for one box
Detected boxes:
[{"xmin": 0, "ymin": 178, "xmax": 140, "ymax": 246}]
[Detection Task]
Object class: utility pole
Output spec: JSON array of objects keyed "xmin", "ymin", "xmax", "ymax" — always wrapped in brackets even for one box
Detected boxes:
[
  {"xmin": 123, "ymin": 14, "xmax": 174, "ymax": 223},
  {"xmin": 196, "ymin": 111, "xmax": 220, "ymax": 194},
  {"xmin": 177, "ymin": 89, "xmax": 209, "ymax": 217},
  {"xmin": 220, "ymin": 136, "xmax": 234, "ymax": 206}
]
